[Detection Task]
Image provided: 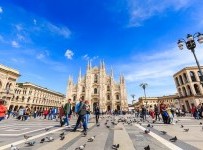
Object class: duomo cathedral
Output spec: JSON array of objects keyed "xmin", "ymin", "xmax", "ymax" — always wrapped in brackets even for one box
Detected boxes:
[{"xmin": 66, "ymin": 61, "xmax": 128, "ymax": 112}]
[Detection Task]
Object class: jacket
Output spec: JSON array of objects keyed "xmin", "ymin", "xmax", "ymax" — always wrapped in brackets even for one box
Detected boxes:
[
  {"xmin": 0, "ymin": 105, "xmax": 6, "ymax": 117},
  {"xmin": 64, "ymin": 103, "xmax": 72, "ymax": 115}
]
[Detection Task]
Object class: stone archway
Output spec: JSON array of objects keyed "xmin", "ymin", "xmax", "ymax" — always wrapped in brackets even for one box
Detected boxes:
[
  {"xmin": 14, "ymin": 105, "xmax": 19, "ymax": 111},
  {"xmin": 9, "ymin": 105, "xmax": 14, "ymax": 110}
]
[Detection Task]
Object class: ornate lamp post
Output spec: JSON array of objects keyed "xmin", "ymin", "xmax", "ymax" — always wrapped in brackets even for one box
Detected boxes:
[{"xmin": 177, "ymin": 32, "xmax": 203, "ymax": 83}]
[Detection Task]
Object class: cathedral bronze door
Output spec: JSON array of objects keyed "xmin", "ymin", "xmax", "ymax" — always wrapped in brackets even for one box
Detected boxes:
[{"xmin": 107, "ymin": 105, "xmax": 111, "ymax": 111}]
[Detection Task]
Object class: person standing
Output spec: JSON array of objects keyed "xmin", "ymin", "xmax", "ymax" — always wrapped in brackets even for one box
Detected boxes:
[
  {"xmin": 94, "ymin": 103, "xmax": 100, "ymax": 124},
  {"xmin": 64, "ymin": 99, "xmax": 72, "ymax": 127},
  {"xmin": 141, "ymin": 105, "xmax": 147, "ymax": 121},
  {"xmin": 72, "ymin": 97, "xmax": 87, "ymax": 135},
  {"xmin": 154, "ymin": 104, "xmax": 160, "ymax": 121},
  {"xmin": 0, "ymin": 99, "xmax": 7, "ymax": 121},
  {"xmin": 84, "ymin": 100, "xmax": 90, "ymax": 128}
]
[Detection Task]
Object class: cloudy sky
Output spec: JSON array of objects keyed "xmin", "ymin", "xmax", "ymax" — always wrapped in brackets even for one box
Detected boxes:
[{"xmin": 0, "ymin": 0, "xmax": 203, "ymax": 103}]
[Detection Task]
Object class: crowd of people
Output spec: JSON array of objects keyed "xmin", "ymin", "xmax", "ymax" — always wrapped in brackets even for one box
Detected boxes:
[{"xmin": 134, "ymin": 101, "xmax": 203, "ymax": 124}]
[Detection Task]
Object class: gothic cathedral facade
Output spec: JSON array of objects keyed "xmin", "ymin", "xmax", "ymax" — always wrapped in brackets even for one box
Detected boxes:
[{"xmin": 66, "ymin": 61, "xmax": 128, "ymax": 112}]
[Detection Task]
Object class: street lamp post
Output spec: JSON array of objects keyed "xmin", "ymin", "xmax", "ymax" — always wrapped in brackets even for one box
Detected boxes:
[
  {"xmin": 140, "ymin": 83, "xmax": 148, "ymax": 107},
  {"xmin": 131, "ymin": 94, "xmax": 135, "ymax": 104},
  {"xmin": 177, "ymin": 32, "xmax": 203, "ymax": 83}
]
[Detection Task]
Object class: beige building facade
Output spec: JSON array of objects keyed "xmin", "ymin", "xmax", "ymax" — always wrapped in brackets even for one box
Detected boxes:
[
  {"xmin": 0, "ymin": 64, "xmax": 65, "ymax": 111},
  {"xmin": 133, "ymin": 94, "xmax": 178, "ymax": 109},
  {"xmin": 66, "ymin": 61, "xmax": 128, "ymax": 112},
  {"xmin": 173, "ymin": 66, "xmax": 203, "ymax": 111}
]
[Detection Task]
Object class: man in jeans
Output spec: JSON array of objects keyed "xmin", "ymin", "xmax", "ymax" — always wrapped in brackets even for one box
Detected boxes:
[
  {"xmin": 64, "ymin": 99, "xmax": 72, "ymax": 127},
  {"xmin": 71, "ymin": 97, "xmax": 87, "ymax": 135}
]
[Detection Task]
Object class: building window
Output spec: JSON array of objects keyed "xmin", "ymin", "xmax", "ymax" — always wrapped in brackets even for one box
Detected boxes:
[
  {"xmin": 190, "ymin": 71, "xmax": 196, "ymax": 82},
  {"xmin": 107, "ymin": 86, "xmax": 110, "ymax": 91},
  {"xmin": 194, "ymin": 84, "xmax": 201, "ymax": 95},
  {"xmin": 107, "ymin": 95, "xmax": 110, "ymax": 100},
  {"xmin": 175, "ymin": 77, "xmax": 180, "ymax": 86},
  {"xmin": 186, "ymin": 85, "xmax": 192, "ymax": 96},
  {"xmin": 94, "ymin": 88, "xmax": 97, "ymax": 94},
  {"xmin": 82, "ymin": 86, "xmax": 85, "ymax": 92},
  {"xmin": 73, "ymin": 95, "xmax": 76, "ymax": 101},
  {"xmin": 182, "ymin": 87, "xmax": 187, "ymax": 96},
  {"xmin": 198, "ymin": 71, "xmax": 203, "ymax": 81},
  {"xmin": 183, "ymin": 73, "xmax": 189, "ymax": 83},
  {"xmin": 116, "ymin": 94, "xmax": 119, "ymax": 100},
  {"xmin": 94, "ymin": 74, "xmax": 98, "ymax": 83},
  {"xmin": 178, "ymin": 88, "xmax": 182, "ymax": 97},
  {"xmin": 179, "ymin": 75, "xmax": 184, "ymax": 85}
]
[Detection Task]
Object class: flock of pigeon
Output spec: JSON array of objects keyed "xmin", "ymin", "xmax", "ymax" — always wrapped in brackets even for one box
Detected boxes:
[{"xmin": 9, "ymin": 115, "xmax": 203, "ymax": 150}]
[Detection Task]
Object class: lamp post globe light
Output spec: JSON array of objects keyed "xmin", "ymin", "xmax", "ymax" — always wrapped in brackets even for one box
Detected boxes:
[{"xmin": 177, "ymin": 32, "xmax": 203, "ymax": 83}]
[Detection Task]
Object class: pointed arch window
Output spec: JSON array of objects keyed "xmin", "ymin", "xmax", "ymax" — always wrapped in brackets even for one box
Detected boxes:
[
  {"xmin": 107, "ymin": 95, "xmax": 110, "ymax": 100},
  {"xmin": 107, "ymin": 85, "xmax": 110, "ymax": 91},
  {"xmin": 82, "ymin": 86, "xmax": 85, "ymax": 92},
  {"xmin": 116, "ymin": 94, "xmax": 120, "ymax": 100},
  {"xmin": 183, "ymin": 73, "xmax": 189, "ymax": 83},
  {"xmin": 179, "ymin": 75, "xmax": 184, "ymax": 85},
  {"xmin": 94, "ymin": 74, "xmax": 98, "ymax": 83},
  {"xmin": 94, "ymin": 88, "xmax": 97, "ymax": 94}
]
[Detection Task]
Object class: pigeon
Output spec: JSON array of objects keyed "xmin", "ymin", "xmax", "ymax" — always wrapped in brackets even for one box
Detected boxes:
[
  {"xmin": 184, "ymin": 128, "xmax": 189, "ymax": 132},
  {"xmin": 160, "ymin": 131, "xmax": 167, "ymax": 135},
  {"xmin": 200, "ymin": 122, "xmax": 202, "ymax": 125},
  {"xmin": 46, "ymin": 136, "xmax": 54, "ymax": 142},
  {"xmin": 25, "ymin": 141, "xmax": 36, "ymax": 146},
  {"xmin": 60, "ymin": 132, "xmax": 65, "ymax": 136},
  {"xmin": 106, "ymin": 125, "xmax": 110, "ymax": 128},
  {"xmin": 175, "ymin": 121, "xmax": 178, "ymax": 123},
  {"xmin": 40, "ymin": 138, "xmax": 45, "ymax": 143},
  {"xmin": 181, "ymin": 125, "xmax": 184, "ymax": 128},
  {"xmin": 60, "ymin": 135, "xmax": 65, "ymax": 140},
  {"xmin": 24, "ymin": 134, "xmax": 32, "ymax": 140},
  {"xmin": 152, "ymin": 120, "xmax": 156, "ymax": 124},
  {"xmin": 144, "ymin": 145, "xmax": 150, "ymax": 150},
  {"xmin": 45, "ymin": 128, "xmax": 50, "ymax": 131},
  {"xmin": 88, "ymin": 135, "xmax": 96, "ymax": 142},
  {"xmin": 11, "ymin": 145, "xmax": 19, "ymax": 150},
  {"xmin": 147, "ymin": 124, "xmax": 150, "ymax": 127},
  {"xmin": 151, "ymin": 125, "xmax": 153, "ymax": 128},
  {"xmin": 97, "ymin": 123, "xmax": 100, "ymax": 127},
  {"xmin": 145, "ymin": 129, "xmax": 150, "ymax": 134},
  {"xmin": 112, "ymin": 144, "xmax": 119, "ymax": 149},
  {"xmin": 139, "ymin": 122, "xmax": 142, "ymax": 125},
  {"xmin": 169, "ymin": 136, "xmax": 177, "ymax": 142},
  {"xmin": 75, "ymin": 144, "xmax": 86, "ymax": 150}
]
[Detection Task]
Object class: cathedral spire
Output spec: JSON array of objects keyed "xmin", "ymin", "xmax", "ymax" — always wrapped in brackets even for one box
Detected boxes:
[
  {"xmin": 78, "ymin": 68, "xmax": 82, "ymax": 82},
  {"xmin": 111, "ymin": 66, "xmax": 114, "ymax": 78},
  {"xmin": 102, "ymin": 60, "xmax": 105, "ymax": 69}
]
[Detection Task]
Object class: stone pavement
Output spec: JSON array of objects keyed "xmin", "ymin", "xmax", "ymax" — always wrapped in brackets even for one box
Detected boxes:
[{"xmin": 0, "ymin": 115, "xmax": 203, "ymax": 150}]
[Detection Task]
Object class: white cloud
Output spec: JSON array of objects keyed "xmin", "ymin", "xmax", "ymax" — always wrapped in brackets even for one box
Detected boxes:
[
  {"xmin": 65, "ymin": 49, "xmax": 74, "ymax": 60},
  {"xmin": 115, "ymin": 45, "xmax": 203, "ymax": 99},
  {"xmin": 0, "ymin": 7, "xmax": 3, "ymax": 14},
  {"xmin": 36, "ymin": 50, "xmax": 49, "ymax": 60},
  {"xmin": 127, "ymin": 0, "xmax": 192, "ymax": 27},
  {"xmin": 46, "ymin": 23, "xmax": 71, "ymax": 38},
  {"xmin": 11, "ymin": 41, "xmax": 20, "ymax": 48},
  {"xmin": 82, "ymin": 54, "xmax": 99, "ymax": 61},
  {"xmin": 36, "ymin": 53, "xmax": 45, "ymax": 60},
  {"xmin": 33, "ymin": 19, "xmax": 37, "ymax": 25},
  {"xmin": 15, "ymin": 24, "xmax": 23, "ymax": 31}
]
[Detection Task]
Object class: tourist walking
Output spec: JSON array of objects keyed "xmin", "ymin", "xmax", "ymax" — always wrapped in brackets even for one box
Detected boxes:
[
  {"xmin": 154, "ymin": 104, "xmax": 160, "ymax": 121},
  {"xmin": 72, "ymin": 97, "xmax": 87, "ymax": 135},
  {"xmin": 64, "ymin": 99, "xmax": 72, "ymax": 127},
  {"xmin": 94, "ymin": 103, "xmax": 100, "ymax": 124},
  {"xmin": 84, "ymin": 100, "xmax": 90, "ymax": 128},
  {"xmin": 141, "ymin": 105, "xmax": 147, "ymax": 121},
  {"xmin": 0, "ymin": 99, "xmax": 7, "ymax": 121}
]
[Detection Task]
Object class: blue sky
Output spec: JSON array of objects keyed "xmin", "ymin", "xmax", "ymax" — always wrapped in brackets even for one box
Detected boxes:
[{"xmin": 0, "ymin": 0, "xmax": 203, "ymax": 103}]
